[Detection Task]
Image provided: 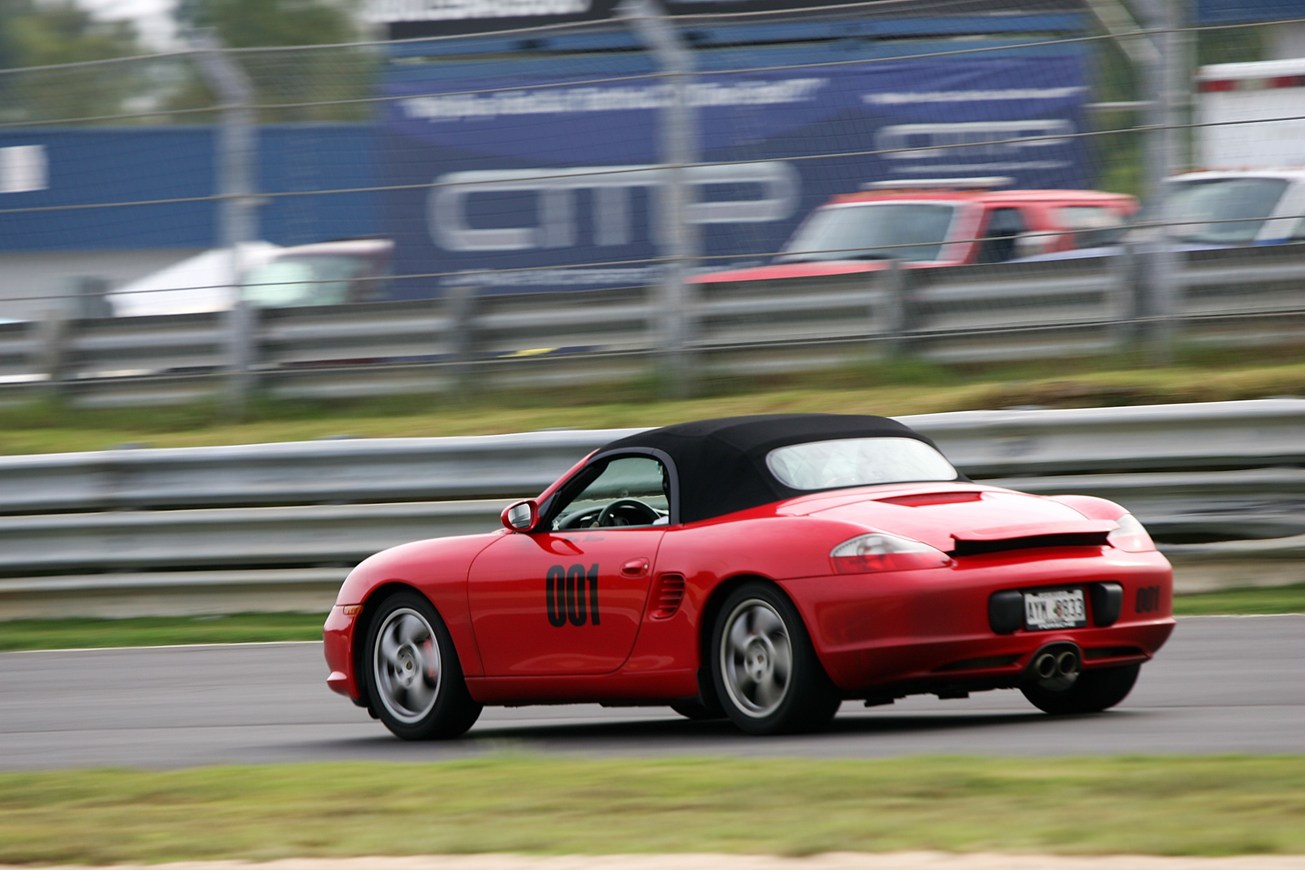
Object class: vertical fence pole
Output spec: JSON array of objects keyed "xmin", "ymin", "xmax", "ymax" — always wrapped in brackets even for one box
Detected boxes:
[
  {"xmin": 1084, "ymin": 0, "xmax": 1161, "ymax": 361},
  {"xmin": 1154, "ymin": 0, "xmax": 1192, "ymax": 362},
  {"xmin": 620, "ymin": 0, "xmax": 698, "ymax": 398},
  {"xmin": 193, "ymin": 33, "xmax": 258, "ymax": 416},
  {"xmin": 1136, "ymin": 0, "xmax": 1190, "ymax": 364}
]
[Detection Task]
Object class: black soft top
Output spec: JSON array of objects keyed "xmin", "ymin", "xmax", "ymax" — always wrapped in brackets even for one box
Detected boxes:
[{"xmin": 599, "ymin": 413, "xmax": 949, "ymax": 524}]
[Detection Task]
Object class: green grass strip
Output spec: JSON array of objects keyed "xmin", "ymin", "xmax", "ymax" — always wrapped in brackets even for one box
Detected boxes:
[
  {"xmin": 6, "ymin": 350, "xmax": 1305, "ymax": 455},
  {"xmin": 1, "ymin": 585, "xmax": 1300, "ymax": 652},
  {"xmin": 0, "ymin": 612, "xmax": 326, "ymax": 651},
  {"xmin": 1174, "ymin": 583, "xmax": 1305, "ymax": 616},
  {"xmin": 1, "ymin": 756, "xmax": 1303, "ymax": 863}
]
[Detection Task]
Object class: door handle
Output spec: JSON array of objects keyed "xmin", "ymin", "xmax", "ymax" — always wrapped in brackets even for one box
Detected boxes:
[{"xmin": 621, "ymin": 558, "xmax": 650, "ymax": 576}]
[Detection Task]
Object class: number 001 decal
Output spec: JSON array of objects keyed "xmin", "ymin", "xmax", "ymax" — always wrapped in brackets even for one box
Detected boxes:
[{"xmin": 546, "ymin": 563, "xmax": 601, "ymax": 627}]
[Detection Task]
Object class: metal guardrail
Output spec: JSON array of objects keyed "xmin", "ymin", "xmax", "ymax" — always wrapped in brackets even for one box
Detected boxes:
[
  {"xmin": 5, "ymin": 399, "xmax": 1305, "ymax": 516},
  {"xmin": 3, "ymin": 245, "xmax": 1305, "ymax": 408},
  {"xmin": 2, "ymin": 401, "xmax": 1304, "ymax": 617},
  {"xmin": 0, "ymin": 429, "xmax": 616, "ymax": 515}
]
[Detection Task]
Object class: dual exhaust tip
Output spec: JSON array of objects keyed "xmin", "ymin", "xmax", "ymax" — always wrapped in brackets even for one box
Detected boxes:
[{"xmin": 1030, "ymin": 644, "xmax": 1081, "ymax": 687}]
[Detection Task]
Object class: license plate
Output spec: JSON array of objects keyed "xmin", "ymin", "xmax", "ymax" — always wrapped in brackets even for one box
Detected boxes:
[{"xmin": 1024, "ymin": 588, "xmax": 1087, "ymax": 630}]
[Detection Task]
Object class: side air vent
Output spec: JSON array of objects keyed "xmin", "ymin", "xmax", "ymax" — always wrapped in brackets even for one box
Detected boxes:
[
  {"xmin": 950, "ymin": 531, "xmax": 1110, "ymax": 558},
  {"xmin": 650, "ymin": 573, "xmax": 686, "ymax": 620}
]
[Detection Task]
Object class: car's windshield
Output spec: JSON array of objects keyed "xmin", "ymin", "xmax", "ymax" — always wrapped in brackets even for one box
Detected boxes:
[
  {"xmin": 775, "ymin": 202, "xmax": 958, "ymax": 263},
  {"xmin": 1160, "ymin": 177, "xmax": 1289, "ymax": 244},
  {"xmin": 242, "ymin": 254, "xmax": 377, "ymax": 307},
  {"xmin": 766, "ymin": 436, "xmax": 958, "ymax": 490}
]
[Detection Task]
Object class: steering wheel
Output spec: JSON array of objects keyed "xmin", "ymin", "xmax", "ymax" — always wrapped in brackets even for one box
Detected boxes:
[
  {"xmin": 556, "ymin": 507, "xmax": 601, "ymax": 530},
  {"xmin": 595, "ymin": 498, "xmax": 661, "ymax": 527}
]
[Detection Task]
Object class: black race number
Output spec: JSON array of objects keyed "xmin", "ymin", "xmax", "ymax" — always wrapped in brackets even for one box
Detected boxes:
[{"xmin": 546, "ymin": 563, "xmax": 601, "ymax": 627}]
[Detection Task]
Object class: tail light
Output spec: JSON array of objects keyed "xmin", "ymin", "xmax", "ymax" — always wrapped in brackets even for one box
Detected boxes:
[
  {"xmin": 1107, "ymin": 514, "xmax": 1157, "ymax": 553},
  {"xmin": 830, "ymin": 533, "xmax": 951, "ymax": 574}
]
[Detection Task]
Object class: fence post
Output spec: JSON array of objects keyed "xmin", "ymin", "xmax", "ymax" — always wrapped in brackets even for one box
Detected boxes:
[
  {"xmin": 620, "ymin": 0, "xmax": 699, "ymax": 398},
  {"xmin": 192, "ymin": 32, "xmax": 259, "ymax": 416},
  {"xmin": 1134, "ymin": 0, "xmax": 1191, "ymax": 364}
]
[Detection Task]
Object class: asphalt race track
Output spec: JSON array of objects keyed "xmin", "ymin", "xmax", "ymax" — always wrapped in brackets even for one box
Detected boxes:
[{"xmin": 2, "ymin": 615, "xmax": 1301, "ymax": 770}]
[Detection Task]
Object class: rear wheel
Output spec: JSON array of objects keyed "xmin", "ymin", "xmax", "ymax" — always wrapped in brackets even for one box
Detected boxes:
[
  {"xmin": 363, "ymin": 591, "xmax": 482, "ymax": 740},
  {"xmin": 709, "ymin": 582, "xmax": 840, "ymax": 735},
  {"xmin": 1021, "ymin": 663, "xmax": 1141, "ymax": 715},
  {"xmin": 669, "ymin": 698, "xmax": 725, "ymax": 721}
]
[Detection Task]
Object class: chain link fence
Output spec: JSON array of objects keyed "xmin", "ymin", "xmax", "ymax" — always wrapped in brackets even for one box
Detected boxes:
[{"xmin": 1, "ymin": 0, "xmax": 1303, "ymax": 406}]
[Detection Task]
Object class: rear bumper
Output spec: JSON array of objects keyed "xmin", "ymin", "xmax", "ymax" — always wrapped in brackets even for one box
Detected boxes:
[{"xmin": 781, "ymin": 549, "xmax": 1175, "ymax": 694}]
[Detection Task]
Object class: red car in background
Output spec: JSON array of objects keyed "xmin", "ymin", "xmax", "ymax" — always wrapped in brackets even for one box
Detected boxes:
[
  {"xmin": 692, "ymin": 178, "xmax": 1137, "ymax": 284},
  {"xmin": 324, "ymin": 413, "xmax": 1174, "ymax": 740}
]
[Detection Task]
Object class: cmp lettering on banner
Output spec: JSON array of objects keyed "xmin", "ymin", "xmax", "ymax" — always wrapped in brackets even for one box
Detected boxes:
[
  {"xmin": 0, "ymin": 146, "xmax": 47, "ymax": 195},
  {"xmin": 430, "ymin": 162, "xmax": 800, "ymax": 252}
]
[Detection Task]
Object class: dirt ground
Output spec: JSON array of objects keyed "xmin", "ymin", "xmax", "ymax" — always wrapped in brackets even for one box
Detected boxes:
[{"xmin": 7, "ymin": 854, "xmax": 1304, "ymax": 870}]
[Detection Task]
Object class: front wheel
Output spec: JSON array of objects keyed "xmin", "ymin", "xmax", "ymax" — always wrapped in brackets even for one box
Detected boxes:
[
  {"xmin": 1021, "ymin": 663, "xmax": 1141, "ymax": 715},
  {"xmin": 709, "ymin": 582, "xmax": 840, "ymax": 735},
  {"xmin": 363, "ymin": 591, "xmax": 482, "ymax": 740}
]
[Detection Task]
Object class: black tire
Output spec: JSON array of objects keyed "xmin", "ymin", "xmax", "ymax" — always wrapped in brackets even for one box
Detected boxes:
[
  {"xmin": 1021, "ymin": 663, "xmax": 1141, "ymax": 715},
  {"xmin": 363, "ymin": 591, "xmax": 482, "ymax": 740},
  {"xmin": 708, "ymin": 582, "xmax": 841, "ymax": 735}
]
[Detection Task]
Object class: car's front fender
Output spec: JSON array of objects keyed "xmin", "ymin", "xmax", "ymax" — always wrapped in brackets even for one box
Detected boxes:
[{"xmin": 331, "ymin": 533, "xmax": 504, "ymax": 680}]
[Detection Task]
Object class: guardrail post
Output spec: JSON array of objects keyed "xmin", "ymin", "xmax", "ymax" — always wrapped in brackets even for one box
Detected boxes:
[
  {"xmin": 237, "ymin": 300, "xmax": 262, "ymax": 394},
  {"xmin": 70, "ymin": 276, "xmax": 112, "ymax": 319},
  {"xmin": 447, "ymin": 283, "xmax": 478, "ymax": 398},
  {"xmin": 882, "ymin": 259, "xmax": 913, "ymax": 359},
  {"xmin": 34, "ymin": 307, "xmax": 70, "ymax": 389},
  {"xmin": 1110, "ymin": 241, "xmax": 1141, "ymax": 353}
]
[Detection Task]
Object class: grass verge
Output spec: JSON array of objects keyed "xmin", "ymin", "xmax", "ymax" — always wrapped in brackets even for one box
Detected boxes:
[
  {"xmin": 4, "ymin": 351, "xmax": 1305, "ymax": 455},
  {"xmin": 1174, "ymin": 583, "xmax": 1305, "ymax": 616},
  {"xmin": 0, "ymin": 612, "xmax": 326, "ymax": 652},
  {"xmin": 1, "ymin": 585, "xmax": 1299, "ymax": 653},
  {"xmin": 1, "ymin": 756, "xmax": 1303, "ymax": 863}
]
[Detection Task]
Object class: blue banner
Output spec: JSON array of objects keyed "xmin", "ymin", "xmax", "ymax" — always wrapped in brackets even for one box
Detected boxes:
[
  {"xmin": 0, "ymin": 126, "xmax": 378, "ymax": 252},
  {"xmin": 379, "ymin": 52, "xmax": 1092, "ymax": 296}
]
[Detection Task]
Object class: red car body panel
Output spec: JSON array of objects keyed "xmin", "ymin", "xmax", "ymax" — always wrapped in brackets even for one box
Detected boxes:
[
  {"xmin": 779, "ymin": 549, "xmax": 1173, "ymax": 691},
  {"xmin": 692, "ymin": 188, "xmax": 1137, "ymax": 284},
  {"xmin": 466, "ymin": 528, "xmax": 667, "ymax": 676},
  {"xmin": 324, "ymin": 415, "xmax": 1174, "ymax": 731}
]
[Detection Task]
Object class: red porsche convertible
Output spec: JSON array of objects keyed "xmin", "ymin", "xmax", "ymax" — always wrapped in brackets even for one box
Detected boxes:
[{"xmin": 324, "ymin": 414, "xmax": 1174, "ymax": 739}]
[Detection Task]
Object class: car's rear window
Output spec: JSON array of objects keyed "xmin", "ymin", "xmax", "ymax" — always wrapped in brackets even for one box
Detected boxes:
[{"xmin": 765, "ymin": 436, "xmax": 958, "ymax": 490}]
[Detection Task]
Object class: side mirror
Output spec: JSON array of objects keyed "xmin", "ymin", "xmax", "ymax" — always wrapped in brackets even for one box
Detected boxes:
[{"xmin": 502, "ymin": 499, "xmax": 540, "ymax": 533}]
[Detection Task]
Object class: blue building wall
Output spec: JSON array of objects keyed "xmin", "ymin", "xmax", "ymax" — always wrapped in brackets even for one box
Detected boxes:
[
  {"xmin": 0, "ymin": 125, "xmax": 378, "ymax": 252},
  {"xmin": 1197, "ymin": 0, "xmax": 1305, "ymax": 24}
]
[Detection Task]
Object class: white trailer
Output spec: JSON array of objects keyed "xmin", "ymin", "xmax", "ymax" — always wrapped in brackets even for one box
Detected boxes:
[{"xmin": 1197, "ymin": 58, "xmax": 1305, "ymax": 168}]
